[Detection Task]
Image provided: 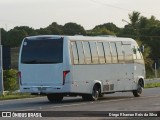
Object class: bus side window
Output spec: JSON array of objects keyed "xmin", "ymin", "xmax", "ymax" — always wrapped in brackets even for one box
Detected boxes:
[
  {"xmin": 123, "ymin": 44, "xmax": 133, "ymax": 63},
  {"xmin": 83, "ymin": 42, "xmax": 92, "ymax": 64},
  {"xmin": 76, "ymin": 41, "xmax": 85, "ymax": 64},
  {"xmin": 71, "ymin": 42, "xmax": 79, "ymax": 64},
  {"xmin": 116, "ymin": 42, "xmax": 124, "ymax": 63},
  {"xmin": 110, "ymin": 42, "xmax": 118, "ymax": 63},
  {"xmin": 97, "ymin": 42, "xmax": 105, "ymax": 64},
  {"xmin": 103, "ymin": 42, "xmax": 112, "ymax": 63},
  {"xmin": 89, "ymin": 41, "xmax": 99, "ymax": 64}
]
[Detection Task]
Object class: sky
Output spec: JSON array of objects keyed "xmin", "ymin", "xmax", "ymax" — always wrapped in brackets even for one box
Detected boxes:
[{"xmin": 0, "ymin": 0, "xmax": 160, "ymax": 30}]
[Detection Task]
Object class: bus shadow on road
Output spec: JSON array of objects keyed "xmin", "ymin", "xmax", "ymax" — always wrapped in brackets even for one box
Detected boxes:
[{"xmin": 45, "ymin": 95, "xmax": 134, "ymax": 104}]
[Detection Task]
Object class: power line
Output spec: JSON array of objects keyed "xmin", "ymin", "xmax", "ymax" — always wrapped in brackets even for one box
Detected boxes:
[
  {"xmin": 89, "ymin": 0, "xmax": 160, "ymax": 16},
  {"xmin": 90, "ymin": 0, "xmax": 132, "ymax": 12}
]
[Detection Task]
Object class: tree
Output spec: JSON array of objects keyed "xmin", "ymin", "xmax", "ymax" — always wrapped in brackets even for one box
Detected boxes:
[
  {"xmin": 129, "ymin": 11, "xmax": 141, "ymax": 29},
  {"xmin": 6, "ymin": 29, "xmax": 27, "ymax": 47},
  {"xmin": 148, "ymin": 16, "xmax": 160, "ymax": 27},
  {"xmin": 13, "ymin": 26, "xmax": 36, "ymax": 36},
  {"xmin": 46, "ymin": 22, "xmax": 63, "ymax": 35},
  {"xmin": 1, "ymin": 28, "xmax": 7, "ymax": 46},
  {"xmin": 88, "ymin": 27, "xmax": 115, "ymax": 36},
  {"xmin": 87, "ymin": 23, "xmax": 119, "ymax": 36},
  {"xmin": 139, "ymin": 17, "xmax": 148, "ymax": 28},
  {"xmin": 63, "ymin": 22, "xmax": 86, "ymax": 35},
  {"xmin": 36, "ymin": 28, "xmax": 52, "ymax": 35},
  {"xmin": 93, "ymin": 23, "xmax": 120, "ymax": 33}
]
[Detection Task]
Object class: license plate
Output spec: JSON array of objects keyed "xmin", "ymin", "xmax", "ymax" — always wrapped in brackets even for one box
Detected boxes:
[{"xmin": 38, "ymin": 87, "xmax": 46, "ymax": 91}]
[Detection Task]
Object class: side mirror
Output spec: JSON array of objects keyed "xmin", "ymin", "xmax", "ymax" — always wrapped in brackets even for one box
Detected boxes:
[
  {"xmin": 140, "ymin": 45, "xmax": 144, "ymax": 52},
  {"xmin": 138, "ymin": 45, "xmax": 144, "ymax": 53}
]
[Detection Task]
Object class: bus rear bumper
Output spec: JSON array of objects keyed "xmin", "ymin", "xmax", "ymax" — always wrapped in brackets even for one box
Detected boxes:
[{"xmin": 20, "ymin": 85, "xmax": 71, "ymax": 94}]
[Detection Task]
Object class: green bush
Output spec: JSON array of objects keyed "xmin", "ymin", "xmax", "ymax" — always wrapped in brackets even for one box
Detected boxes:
[
  {"xmin": 145, "ymin": 82, "xmax": 160, "ymax": 88},
  {"xmin": 3, "ymin": 69, "xmax": 19, "ymax": 91}
]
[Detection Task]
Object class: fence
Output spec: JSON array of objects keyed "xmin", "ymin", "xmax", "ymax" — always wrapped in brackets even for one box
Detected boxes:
[{"xmin": 10, "ymin": 47, "xmax": 19, "ymax": 69}]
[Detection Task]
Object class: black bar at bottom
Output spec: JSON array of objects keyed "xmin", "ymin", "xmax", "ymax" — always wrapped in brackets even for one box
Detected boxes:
[{"xmin": 0, "ymin": 111, "xmax": 160, "ymax": 117}]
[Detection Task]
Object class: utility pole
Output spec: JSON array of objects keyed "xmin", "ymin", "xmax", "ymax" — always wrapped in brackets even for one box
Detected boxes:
[
  {"xmin": 0, "ymin": 28, "xmax": 4, "ymax": 95},
  {"xmin": 122, "ymin": 19, "xmax": 130, "ymax": 24},
  {"xmin": 155, "ymin": 62, "xmax": 157, "ymax": 78}
]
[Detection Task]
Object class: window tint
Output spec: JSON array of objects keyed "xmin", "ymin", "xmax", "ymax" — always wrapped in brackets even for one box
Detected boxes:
[
  {"xmin": 76, "ymin": 41, "xmax": 85, "ymax": 64},
  {"xmin": 116, "ymin": 42, "xmax": 124, "ymax": 63},
  {"xmin": 103, "ymin": 42, "xmax": 112, "ymax": 63},
  {"xmin": 123, "ymin": 44, "xmax": 133, "ymax": 62},
  {"xmin": 21, "ymin": 38, "xmax": 63, "ymax": 64},
  {"xmin": 97, "ymin": 42, "xmax": 105, "ymax": 64},
  {"xmin": 110, "ymin": 42, "xmax": 118, "ymax": 63},
  {"xmin": 83, "ymin": 42, "xmax": 92, "ymax": 64},
  {"xmin": 71, "ymin": 42, "xmax": 79, "ymax": 64},
  {"xmin": 89, "ymin": 42, "xmax": 98, "ymax": 64}
]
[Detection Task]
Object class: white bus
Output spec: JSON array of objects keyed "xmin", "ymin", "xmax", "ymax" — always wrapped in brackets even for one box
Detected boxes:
[{"xmin": 18, "ymin": 35, "xmax": 145, "ymax": 102}]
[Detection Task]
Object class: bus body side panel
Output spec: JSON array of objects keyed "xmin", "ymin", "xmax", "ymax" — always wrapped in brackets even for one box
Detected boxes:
[
  {"xmin": 70, "ymin": 64, "xmax": 133, "ymax": 94},
  {"xmin": 115, "ymin": 63, "xmax": 134, "ymax": 91}
]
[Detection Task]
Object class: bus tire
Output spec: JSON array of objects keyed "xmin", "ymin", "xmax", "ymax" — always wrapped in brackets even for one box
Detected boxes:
[
  {"xmin": 90, "ymin": 84, "xmax": 100, "ymax": 101},
  {"xmin": 82, "ymin": 84, "xmax": 100, "ymax": 101},
  {"xmin": 133, "ymin": 79, "xmax": 144, "ymax": 97},
  {"xmin": 47, "ymin": 94, "xmax": 63, "ymax": 103}
]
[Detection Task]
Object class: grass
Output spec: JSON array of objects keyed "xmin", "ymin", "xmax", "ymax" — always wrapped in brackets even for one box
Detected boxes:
[
  {"xmin": 145, "ymin": 82, "xmax": 160, "ymax": 88},
  {"xmin": 0, "ymin": 92, "xmax": 39, "ymax": 100}
]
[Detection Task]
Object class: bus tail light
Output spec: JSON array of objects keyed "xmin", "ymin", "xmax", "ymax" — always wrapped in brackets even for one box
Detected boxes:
[{"xmin": 63, "ymin": 70, "xmax": 70, "ymax": 85}]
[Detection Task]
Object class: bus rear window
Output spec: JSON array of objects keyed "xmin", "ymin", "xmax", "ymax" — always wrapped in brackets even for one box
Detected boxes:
[{"xmin": 21, "ymin": 38, "xmax": 63, "ymax": 64}]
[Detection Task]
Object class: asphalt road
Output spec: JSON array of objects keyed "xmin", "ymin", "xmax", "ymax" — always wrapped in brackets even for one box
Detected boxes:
[{"xmin": 0, "ymin": 87, "xmax": 160, "ymax": 120}]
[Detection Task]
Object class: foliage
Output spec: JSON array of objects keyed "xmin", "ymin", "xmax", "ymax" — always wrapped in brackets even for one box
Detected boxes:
[
  {"xmin": 1, "ymin": 28, "xmax": 7, "ymax": 45},
  {"xmin": 93, "ymin": 23, "xmax": 119, "ymax": 33},
  {"xmin": 3, "ymin": 69, "xmax": 19, "ymax": 91},
  {"xmin": 88, "ymin": 27, "xmax": 115, "ymax": 36},
  {"xmin": 13, "ymin": 26, "xmax": 36, "ymax": 36},
  {"xmin": 46, "ymin": 22, "xmax": 64, "ymax": 35},
  {"xmin": 87, "ymin": 23, "xmax": 118, "ymax": 36},
  {"xmin": 0, "ymin": 93, "xmax": 37, "ymax": 100},
  {"xmin": 145, "ymin": 82, "xmax": 160, "ymax": 88},
  {"xmin": 136, "ymin": 40, "xmax": 154, "ymax": 78},
  {"xmin": 63, "ymin": 22, "xmax": 86, "ymax": 35},
  {"xmin": 36, "ymin": 28, "xmax": 52, "ymax": 35},
  {"xmin": 36, "ymin": 22, "xmax": 64, "ymax": 35},
  {"xmin": 5, "ymin": 29, "xmax": 27, "ymax": 47},
  {"xmin": 129, "ymin": 11, "xmax": 141, "ymax": 29}
]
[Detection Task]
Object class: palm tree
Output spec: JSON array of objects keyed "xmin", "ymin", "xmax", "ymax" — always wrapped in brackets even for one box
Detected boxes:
[
  {"xmin": 129, "ymin": 11, "xmax": 141, "ymax": 29},
  {"xmin": 129, "ymin": 11, "xmax": 141, "ymax": 39}
]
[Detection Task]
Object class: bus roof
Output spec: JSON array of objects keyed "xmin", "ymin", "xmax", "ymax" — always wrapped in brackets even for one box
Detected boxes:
[
  {"xmin": 67, "ymin": 36, "xmax": 135, "ymax": 42},
  {"xmin": 25, "ymin": 35, "xmax": 136, "ymax": 42}
]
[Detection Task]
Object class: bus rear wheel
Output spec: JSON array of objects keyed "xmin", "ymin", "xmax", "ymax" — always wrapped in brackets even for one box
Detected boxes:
[
  {"xmin": 91, "ymin": 85, "xmax": 99, "ymax": 101},
  {"xmin": 47, "ymin": 94, "xmax": 63, "ymax": 103},
  {"xmin": 82, "ymin": 84, "xmax": 100, "ymax": 101}
]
